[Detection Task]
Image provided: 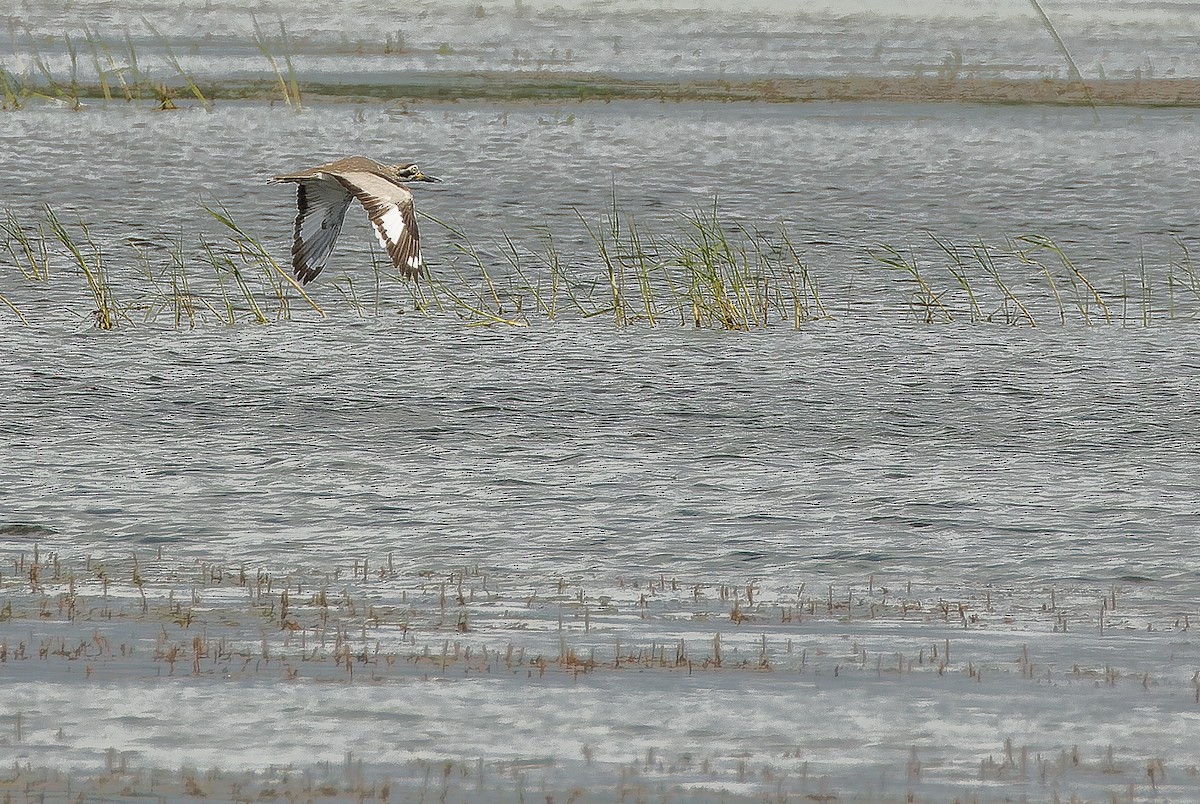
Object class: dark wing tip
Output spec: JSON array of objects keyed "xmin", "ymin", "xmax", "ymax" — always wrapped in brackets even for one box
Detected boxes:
[
  {"xmin": 293, "ymin": 262, "xmax": 322, "ymax": 285},
  {"xmin": 289, "ymin": 181, "xmax": 334, "ymax": 285}
]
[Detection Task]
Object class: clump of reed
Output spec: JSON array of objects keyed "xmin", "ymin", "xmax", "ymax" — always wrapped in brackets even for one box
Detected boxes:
[
  {"xmin": 1, "ymin": 200, "xmax": 1198, "ymax": 330},
  {"xmin": 250, "ymin": 15, "xmax": 302, "ymax": 111},
  {"xmin": 866, "ymin": 230, "xmax": 1200, "ymax": 327},
  {"xmin": 425, "ymin": 196, "xmax": 830, "ymax": 330},
  {"xmin": 140, "ymin": 19, "xmax": 212, "ymax": 112},
  {"xmin": 0, "ymin": 203, "xmax": 324, "ymax": 328},
  {"xmin": 44, "ymin": 205, "xmax": 121, "ymax": 329},
  {"xmin": 0, "ymin": 20, "xmax": 303, "ymax": 112},
  {"xmin": 2, "ymin": 25, "xmax": 148, "ymax": 110}
]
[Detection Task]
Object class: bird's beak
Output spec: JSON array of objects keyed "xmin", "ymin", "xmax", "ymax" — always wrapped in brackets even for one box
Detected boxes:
[{"xmin": 415, "ymin": 171, "xmax": 442, "ymax": 182}]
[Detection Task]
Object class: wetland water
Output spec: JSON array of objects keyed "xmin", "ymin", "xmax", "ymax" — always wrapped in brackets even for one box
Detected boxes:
[
  {"xmin": 3, "ymin": 2, "xmax": 1200, "ymax": 801},
  {"xmin": 2, "ymin": 98, "xmax": 1199, "ymax": 802}
]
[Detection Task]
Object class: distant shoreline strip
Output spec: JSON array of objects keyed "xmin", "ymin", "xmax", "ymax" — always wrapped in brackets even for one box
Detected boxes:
[{"xmin": 53, "ymin": 74, "xmax": 1200, "ymax": 108}]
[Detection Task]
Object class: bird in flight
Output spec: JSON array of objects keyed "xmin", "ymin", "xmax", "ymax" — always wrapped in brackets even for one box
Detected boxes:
[{"xmin": 268, "ymin": 156, "xmax": 441, "ymax": 284}]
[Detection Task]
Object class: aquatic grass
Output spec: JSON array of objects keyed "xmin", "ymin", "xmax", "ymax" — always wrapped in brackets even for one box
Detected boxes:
[
  {"xmin": 868, "ymin": 242, "xmax": 952, "ymax": 323},
  {"xmin": 1138, "ymin": 247, "xmax": 1152, "ymax": 327},
  {"xmin": 567, "ymin": 188, "xmax": 647, "ymax": 325},
  {"xmin": 331, "ymin": 276, "xmax": 367, "ymax": 317},
  {"xmin": 0, "ymin": 290, "xmax": 27, "ymax": 324},
  {"xmin": 197, "ymin": 237, "xmax": 238, "ymax": 324},
  {"xmin": 671, "ymin": 204, "xmax": 754, "ymax": 329},
  {"xmin": 1, "ymin": 200, "xmax": 1197, "ymax": 330},
  {"xmin": 82, "ymin": 24, "xmax": 140, "ymax": 104},
  {"xmin": 545, "ymin": 228, "xmax": 591, "ymax": 319},
  {"xmin": 1017, "ymin": 234, "xmax": 1111, "ymax": 324},
  {"xmin": 23, "ymin": 28, "xmax": 81, "ymax": 110},
  {"xmin": 0, "ymin": 65, "xmax": 27, "ymax": 110},
  {"xmin": 81, "ymin": 25, "xmax": 112, "ymax": 103},
  {"xmin": 406, "ymin": 261, "xmax": 446, "ymax": 317},
  {"xmin": 738, "ymin": 221, "xmax": 828, "ymax": 328},
  {"xmin": 366, "ymin": 239, "xmax": 384, "ymax": 316},
  {"xmin": 153, "ymin": 231, "xmax": 227, "ymax": 327},
  {"xmin": 1028, "ymin": 0, "xmax": 1099, "ymax": 122},
  {"xmin": 3, "ymin": 26, "xmax": 144, "ymax": 108},
  {"xmin": 64, "ymin": 33, "xmax": 80, "ymax": 103},
  {"xmin": 575, "ymin": 209, "xmax": 624, "ymax": 325},
  {"xmin": 956, "ymin": 238, "xmax": 1034, "ymax": 326},
  {"xmin": 779, "ymin": 227, "xmax": 828, "ymax": 324},
  {"xmin": 422, "ymin": 210, "xmax": 527, "ymax": 326},
  {"xmin": 574, "ymin": 196, "xmax": 679, "ymax": 326},
  {"xmin": 0, "ymin": 20, "xmax": 1196, "ymax": 113},
  {"xmin": 526, "ymin": 226, "xmax": 589, "ymax": 319},
  {"xmin": 202, "ymin": 201, "xmax": 324, "ymax": 319},
  {"xmin": 129, "ymin": 236, "xmax": 175, "ymax": 322},
  {"xmin": 1008, "ymin": 239, "xmax": 1062, "ymax": 325},
  {"xmin": 1168, "ymin": 236, "xmax": 1200, "ymax": 320},
  {"xmin": 279, "ymin": 21, "xmax": 302, "ymax": 112},
  {"xmin": 434, "ymin": 251, "xmax": 529, "ymax": 326},
  {"xmin": 44, "ymin": 205, "xmax": 120, "ymax": 329},
  {"xmin": 499, "ymin": 231, "xmax": 554, "ymax": 318},
  {"xmin": 654, "ymin": 200, "xmax": 812, "ymax": 330},
  {"xmin": 1, "ymin": 210, "xmax": 51, "ymax": 281},
  {"xmin": 152, "ymin": 83, "xmax": 178, "ymax": 111},
  {"xmin": 200, "ymin": 235, "xmax": 268, "ymax": 324},
  {"xmin": 131, "ymin": 230, "xmax": 209, "ymax": 327},
  {"xmin": 142, "ymin": 19, "xmax": 212, "ymax": 112},
  {"xmin": 627, "ymin": 217, "xmax": 660, "ymax": 327},
  {"xmin": 928, "ymin": 232, "xmax": 983, "ymax": 322},
  {"xmin": 122, "ymin": 29, "xmax": 145, "ymax": 104},
  {"xmin": 251, "ymin": 16, "xmax": 302, "ymax": 112},
  {"xmin": 434, "ymin": 277, "xmax": 528, "ymax": 326}
]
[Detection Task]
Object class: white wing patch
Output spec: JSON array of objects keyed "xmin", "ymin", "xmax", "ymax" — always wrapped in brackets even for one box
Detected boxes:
[
  {"xmin": 333, "ymin": 171, "xmax": 425, "ymax": 280},
  {"xmin": 378, "ymin": 207, "xmax": 407, "ymax": 245}
]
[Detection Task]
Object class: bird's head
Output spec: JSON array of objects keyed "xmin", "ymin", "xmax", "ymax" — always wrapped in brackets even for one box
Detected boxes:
[{"xmin": 392, "ymin": 162, "xmax": 442, "ymax": 183}]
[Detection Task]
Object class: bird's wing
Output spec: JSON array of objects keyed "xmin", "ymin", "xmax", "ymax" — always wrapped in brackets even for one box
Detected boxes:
[
  {"xmin": 291, "ymin": 176, "xmax": 355, "ymax": 284},
  {"xmin": 332, "ymin": 171, "xmax": 425, "ymax": 279}
]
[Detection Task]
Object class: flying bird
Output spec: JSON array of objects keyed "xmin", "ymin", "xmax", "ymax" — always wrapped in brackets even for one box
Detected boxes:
[{"xmin": 268, "ymin": 156, "xmax": 441, "ymax": 284}]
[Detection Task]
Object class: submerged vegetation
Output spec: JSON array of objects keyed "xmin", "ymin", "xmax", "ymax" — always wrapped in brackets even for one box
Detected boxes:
[
  {"xmin": 1, "ymin": 199, "xmax": 1198, "ymax": 331},
  {"xmin": 0, "ymin": 542, "xmax": 1194, "ymax": 799}
]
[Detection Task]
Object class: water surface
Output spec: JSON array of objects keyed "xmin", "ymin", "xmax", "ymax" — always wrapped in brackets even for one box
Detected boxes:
[{"xmin": 2, "ymin": 14, "xmax": 1200, "ymax": 798}]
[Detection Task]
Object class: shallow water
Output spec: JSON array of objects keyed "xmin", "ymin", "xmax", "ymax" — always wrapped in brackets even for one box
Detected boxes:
[
  {"xmin": 3, "ymin": 308, "xmax": 1200, "ymax": 798},
  {"xmin": 3, "ymin": 4, "xmax": 1200, "ymax": 800},
  {"xmin": 5, "ymin": 316, "xmax": 1200, "ymax": 588},
  {"xmin": 3, "ymin": 100, "xmax": 1200, "ymax": 296}
]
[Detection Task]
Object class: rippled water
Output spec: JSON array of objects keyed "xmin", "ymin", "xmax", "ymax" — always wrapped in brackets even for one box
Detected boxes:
[
  {"xmin": 6, "ymin": 0, "xmax": 1200, "ymax": 80},
  {"xmin": 5, "ymin": 299, "xmax": 1200, "ymax": 796},
  {"xmin": 3, "ymin": 100, "xmax": 1199, "ymax": 289},
  {"xmin": 6, "ymin": 314, "xmax": 1200, "ymax": 586},
  {"xmin": 3, "ymin": 3, "xmax": 1200, "ymax": 800}
]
